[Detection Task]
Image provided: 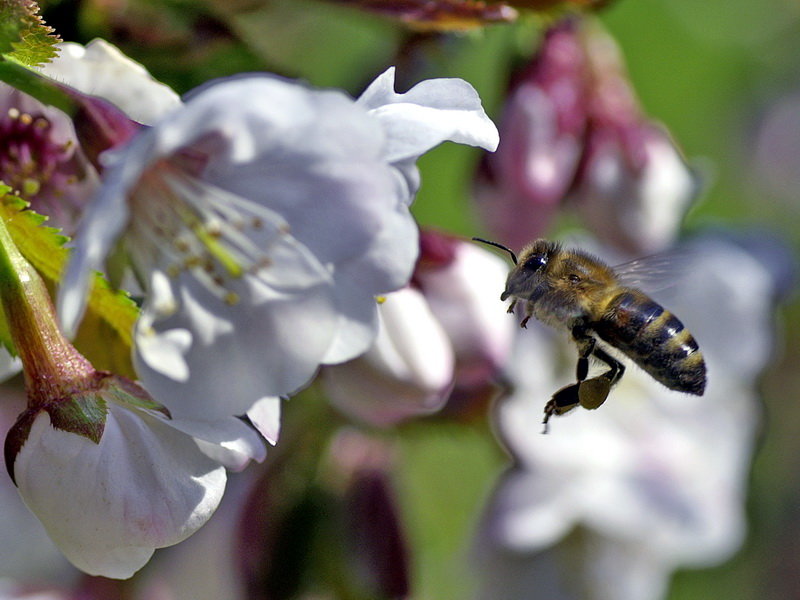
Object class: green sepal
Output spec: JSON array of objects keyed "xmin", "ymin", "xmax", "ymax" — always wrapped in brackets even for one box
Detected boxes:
[
  {"xmin": 0, "ymin": 185, "xmax": 139, "ymax": 376},
  {"xmin": 46, "ymin": 392, "xmax": 108, "ymax": 444},
  {"xmin": 104, "ymin": 373, "xmax": 172, "ymax": 419},
  {"xmin": 0, "ymin": 0, "xmax": 60, "ymax": 67},
  {"xmin": 4, "ymin": 392, "xmax": 107, "ymax": 483}
]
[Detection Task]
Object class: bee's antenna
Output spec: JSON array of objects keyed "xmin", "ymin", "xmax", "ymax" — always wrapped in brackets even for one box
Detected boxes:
[{"xmin": 472, "ymin": 237, "xmax": 518, "ymax": 265}]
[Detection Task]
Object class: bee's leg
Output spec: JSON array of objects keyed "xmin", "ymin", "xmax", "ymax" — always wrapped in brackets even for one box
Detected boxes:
[
  {"xmin": 591, "ymin": 346, "xmax": 626, "ymax": 386},
  {"xmin": 542, "ymin": 382, "xmax": 581, "ymax": 433},
  {"xmin": 506, "ymin": 298, "xmax": 517, "ymax": 314},
  {"xmin": 577, "ymin": 347, "xmax": 626, "ymax": 411},
  {"xmin": 570, "ymin": 324, "xmax": 595, "ymax": 381},
  {"xmin": 520, "ymin": 301, "xmax": 535, "ymax": 329}
]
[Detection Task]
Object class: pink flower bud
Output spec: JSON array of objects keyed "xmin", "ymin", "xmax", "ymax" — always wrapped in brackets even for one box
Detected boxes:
[{"xmin": 476, "ymin": 21, "xmax": 589, "ymax": 249}]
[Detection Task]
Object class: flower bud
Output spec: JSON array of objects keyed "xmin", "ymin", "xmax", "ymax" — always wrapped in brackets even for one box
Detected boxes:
[
  {"xmin": 475, "ymin": 20, "xmax": 589, "ymax": 249},
  {"xmin": 571, "ymin": 23, "xmax": 700, "ymax": 254},
  {"xmin": 322, "ymin": 287, "xmax": 455, "ymax": 426},
  {"xmin": 413, "ymin": 231, "xmax": 515, "ymax": 415}
]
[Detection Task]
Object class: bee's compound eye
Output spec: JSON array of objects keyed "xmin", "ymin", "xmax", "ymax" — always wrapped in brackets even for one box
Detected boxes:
[
  {"xmin": 568, "ymin": 273, "xmax": 581, "ymax": 283},
  {"xmin": 523, "ymin": 254, "xmax": 547, "ymax": 271}
]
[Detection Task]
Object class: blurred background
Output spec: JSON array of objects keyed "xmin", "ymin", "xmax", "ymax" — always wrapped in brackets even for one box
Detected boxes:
[{"xmin": 3, "ymin": 0, "xmax": 799, "ymax": 598}]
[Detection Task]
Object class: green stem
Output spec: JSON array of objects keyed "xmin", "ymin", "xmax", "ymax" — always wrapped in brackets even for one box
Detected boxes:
[
  {"xmin": 0, "ymin": 58, "xmax": 77, "ymax": 115},
  {"xmin": 0, "ymin": 215, "xmax": 94, "ymax": 403}
]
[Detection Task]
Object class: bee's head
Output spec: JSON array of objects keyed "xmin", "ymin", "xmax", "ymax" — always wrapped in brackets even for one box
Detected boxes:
[
  {"xmin": 470, "ymin": 237, "xmax": 559, "ymax": 302},
  {"xmin": 500, "ymin": 240, "xmax": 558, "ymax": 301}
]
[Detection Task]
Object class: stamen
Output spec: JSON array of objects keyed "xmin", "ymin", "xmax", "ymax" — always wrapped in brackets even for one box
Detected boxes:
[{"xmin": 126, "ymin": 162, "xmax": 302, "ymax": 308}]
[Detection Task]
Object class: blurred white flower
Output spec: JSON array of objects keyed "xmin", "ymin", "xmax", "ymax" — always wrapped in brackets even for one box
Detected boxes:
[
  {"xmin": 39, "ymin": 39, "xmax": 181, "ymax": 126},
  {"xmin": 573, "ymin": 123, "xmax": 699, "ymax": 256},
  {"xmin": 323, "ymin": 286, "xmax": 455, "ymax": 426},
  {"xmin": 57, "ymin": 67, "xmax": 498, "ymax": 427},
  {"xmin": 323, "ymin": 233, "xmax": 515, "ymax": 425},
  {"xmin": 0, "ymin": 39, "xmax": 180, "ymax": 235},
  {"xmin": 477, "ymin": 235, "xmax": 784, "ymax": 600},
  {"xmin": 413, "ymin": 232, "xmax": 515, "ymax": 396}
]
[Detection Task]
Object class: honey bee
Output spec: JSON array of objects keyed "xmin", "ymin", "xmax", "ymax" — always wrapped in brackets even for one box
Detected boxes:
[{"xmin": 474, "ymin": 237, "xmax": 706, "ymax": 432}]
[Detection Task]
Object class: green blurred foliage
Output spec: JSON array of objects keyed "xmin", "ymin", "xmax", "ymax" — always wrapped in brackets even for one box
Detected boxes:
[{"xmin": 34, "ymin": 0, "xmax": 800, "ymax": 598}]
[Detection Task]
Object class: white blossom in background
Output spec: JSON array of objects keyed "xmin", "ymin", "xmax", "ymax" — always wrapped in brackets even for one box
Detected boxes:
[
  {"xmin": 57, "ymin": 65, "xmax": 498, "ymax": 430},
  {"xmin": 322, "ymin": 286, "xmax": 455, "ymax": 427},
  {"xmin": 322, "ymin": 233, "xmax": 515, "ymax": 425},
  {"xmin": 573, "ymin": 123, "xmax": 700, "ymax": 256},
  {"xmin": 477, "ymin": 235, "xmax": 784, "ymax": 600},
  {"xmin": 412, "ymin": 233, "xmax": 515, "ymax": 397},
  {"xmin": 0, "ymin": 39, "xmax": 181, "ymax": 235},
  {"xmin": 39, "ymin": 39, "xmax": 181, "ymax": 126}
]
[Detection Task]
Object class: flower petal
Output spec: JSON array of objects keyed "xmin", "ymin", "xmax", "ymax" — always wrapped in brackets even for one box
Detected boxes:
[
  {"xmin": 246, "ymin": 396, "xmax": 282, "ymax": 446},
  {"xmin": 358, "ymin": 67, "xmax": 500, "ymax": 165},
  {"xmin": 13, "ymin": 406, "xmax": 226, "ymax": 579},
  {"xmin": 134, "ymin": 262, "xmax": 339, "ymax": 419},
  {"xmin": 41, "ymin": 40, "xmax": 181, "ymax": 125}
]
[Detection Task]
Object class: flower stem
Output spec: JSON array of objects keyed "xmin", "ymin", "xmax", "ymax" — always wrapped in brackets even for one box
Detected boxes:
[
  {"xmin": 0, "ymin": 59, "xmax": 77, "ymax": 116},
  {"xmin": 0, "ymin": 215, "xmax": 94, "ymax": 404}
]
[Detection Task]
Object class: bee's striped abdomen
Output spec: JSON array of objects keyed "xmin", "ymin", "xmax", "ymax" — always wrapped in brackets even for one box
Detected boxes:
[{"xmin": 593, "ymin": 290, "xmax": 706, "ymax": 395}]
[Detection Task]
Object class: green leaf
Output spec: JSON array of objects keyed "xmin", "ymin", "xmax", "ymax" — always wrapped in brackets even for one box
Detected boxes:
[
  {"xmin": 0, "ymin": 0, "xmax": 60, "ymax": 67},
  {"xmin": 0, "ymin": 185, "xmax": 139, "ymax": 377}
]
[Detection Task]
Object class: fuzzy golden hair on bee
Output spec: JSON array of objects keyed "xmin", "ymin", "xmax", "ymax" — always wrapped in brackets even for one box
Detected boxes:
[{"xmin": 472, "ymin": 236, "xmax": 707, "ymax": 433}]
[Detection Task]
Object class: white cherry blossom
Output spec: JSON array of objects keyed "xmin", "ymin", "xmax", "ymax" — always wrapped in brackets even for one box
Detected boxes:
[
  {"xmin": 57, "ymin": 67, "xmax": 498, "ymax": 425},
  {"xmin": 323, "ymin": 286, "xmax": 455, "ymax": 426},
  {"xmin": 39, "ymin": 39, "xmax": 181, "ymax": 125}
]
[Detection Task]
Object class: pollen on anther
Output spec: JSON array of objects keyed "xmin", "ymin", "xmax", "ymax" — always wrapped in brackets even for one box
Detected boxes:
[
  {"xmin": 184, "ymin": 256, "xmax": 204, "ymax": 269},
  {"xmin": 256, "ymin": 256, "xmax": 272, "ymax": 269},
  {"xmin": 224, "ymin": 291, "xmax": 240, "ymax": 305}
]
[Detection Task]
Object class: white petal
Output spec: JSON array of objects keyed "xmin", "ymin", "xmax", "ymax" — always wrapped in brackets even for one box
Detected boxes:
[
  {"xmin": 323, "ymin": 202, "xmax": 420, "ymax": 364},
  {"xmin": 13, "ymin": 407, "xmax": 226, "ymax": 579},
  {"xmin": 136, "ymin": 325, "xmax": 192, "ymax": 382},
  {"xmin": 358, "ymin": 67, "xmax": 500, "ymax": 164},
  {"xmin": 323, "ymin": 288, "xmax": 454, "ymax": 426},
  {"xmin": 185, "ymin": 76, "xmax": 400, "ymax": 267},
  {"xmin": 135, "ymin": 265, "xmax": 339, "ymax": 419},
  {"xmin": 322, "ymin": 292, "xmax": 380, "ymax": 365},
  {"xmin": 246, "ymin": 396, "xmax": 282, "ymax": 446},
  {"xmin": 57, "ymin": 134, "xmax": 154, "ymax": 336},
  {"xmin": 41, "ymin": 40, "xmax": 182, "ymax": 124},
  {"xmin": 164, "ymin": 414, "xmax": 267, "ymax": 470},
  {"xmin": 417, "ymin": 242, "xmax": 515, "ymax": 376}
]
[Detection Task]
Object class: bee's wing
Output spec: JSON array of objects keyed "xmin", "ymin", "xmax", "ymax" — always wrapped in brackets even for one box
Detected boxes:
[{"xmin": 612, "ymin": 250, "xmax": 690, "ymax": 293}]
